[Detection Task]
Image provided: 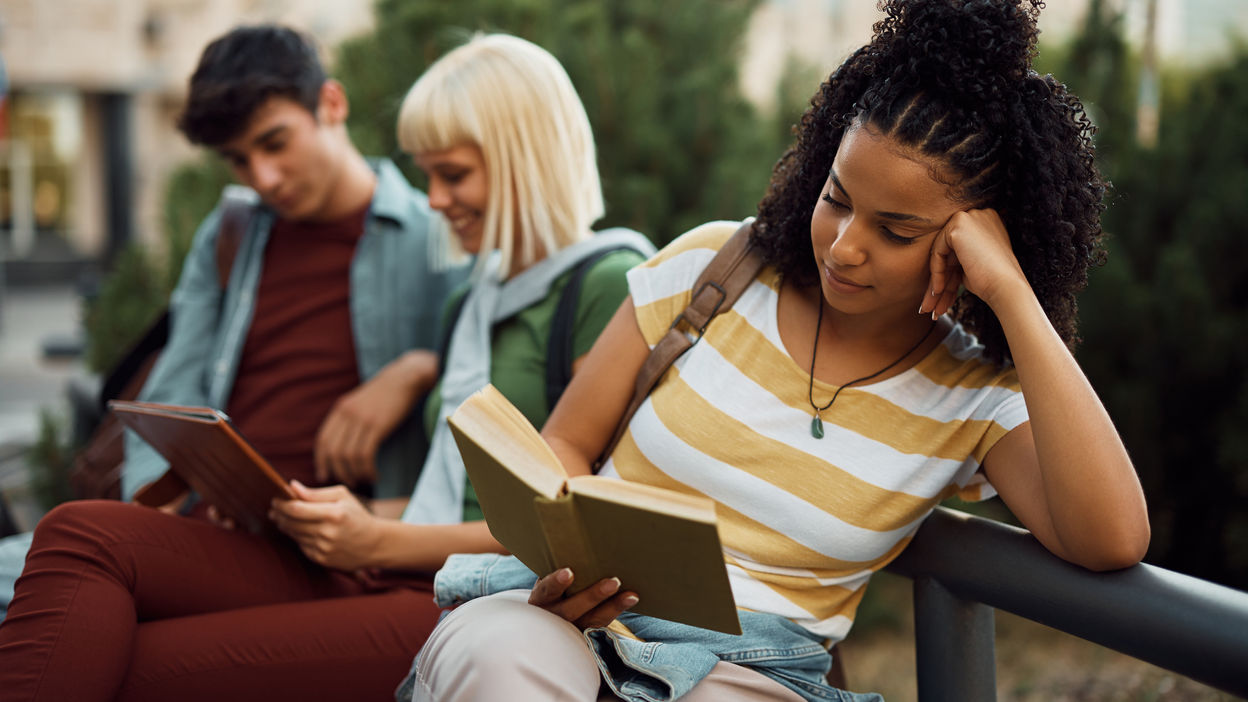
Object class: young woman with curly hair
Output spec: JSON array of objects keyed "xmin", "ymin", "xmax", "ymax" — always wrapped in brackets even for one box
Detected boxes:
[{"xmin": 403, "ymin": 2, "xmax": 1149, "ymax": 700}]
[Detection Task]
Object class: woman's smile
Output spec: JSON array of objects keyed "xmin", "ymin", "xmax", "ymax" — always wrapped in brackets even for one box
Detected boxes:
[{"xmin": 447, "ymin": 211, "xmax": 481, "ymax": 237}]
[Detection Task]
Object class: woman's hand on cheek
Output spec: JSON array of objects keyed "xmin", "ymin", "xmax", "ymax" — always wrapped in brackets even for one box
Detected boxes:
[
  {"xmin": 528, "ymin": 568, "xmax": 639, "ymax": 630},
  {"xmin": 924, "ymin": 226, "xmax": 964, "ymax": 319},
  {"xmin": 924, "ymin": 208, "xmax": 1028, "ymax": 316}
]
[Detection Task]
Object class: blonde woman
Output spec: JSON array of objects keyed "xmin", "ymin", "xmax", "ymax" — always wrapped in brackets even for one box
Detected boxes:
[
  {"xmin": 0, "ymin": 33, "xmax": 651, "ymax": 702},
  {"xmin": 407, "ymin": 2, "xmax": 1149, "ymax": 700}
]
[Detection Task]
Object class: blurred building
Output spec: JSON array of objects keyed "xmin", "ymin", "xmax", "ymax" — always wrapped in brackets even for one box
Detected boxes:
[
  {"xmin": 741, "ymin": 0, "xmax": 1248, "ymax": 109},
  {"xmin": 0, "ymin": 0, "xmax": 1244, "ymax": 283},
  {"xmin": 0, "ymin": 0, "xmax": 372, "ymax": 281}
]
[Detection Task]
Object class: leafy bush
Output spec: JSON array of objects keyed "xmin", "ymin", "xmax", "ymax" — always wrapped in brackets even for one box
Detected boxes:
[
  {"xmin": 336, "ymin": 0, "xmax": 806, "ymax": 246},
  {"xmin": 25, "ymin": 409, "xmax": 73, "ymax": 510},
  {"xmin": 81, "ymin": 158, "xmax": 230, "ymax": 375},
  {"xmin": 1051, "ymin": 2, "xmax": 1248, "ymax": 589},
  {"xmin": 81, "ymin": 243, "xmax": 166, "ymax": 375}
]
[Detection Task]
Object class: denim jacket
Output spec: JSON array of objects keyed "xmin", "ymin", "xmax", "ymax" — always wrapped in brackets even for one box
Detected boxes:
[
  {"xmin": 398, "ymin": 554, "xmax": 882, "ymax": 702},
  {"xmin": 123, "ymin": 159, "xmax": 470, "ymax": 500}
]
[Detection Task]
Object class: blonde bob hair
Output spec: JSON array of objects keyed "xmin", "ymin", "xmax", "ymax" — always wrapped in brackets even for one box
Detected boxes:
[{"xmin": 397, "ymin": 33, "xmax": 604, "ymax": 276}]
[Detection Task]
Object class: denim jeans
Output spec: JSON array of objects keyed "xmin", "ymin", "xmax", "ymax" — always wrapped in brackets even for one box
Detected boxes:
[{"xmin": 402, "ymin": 553, "xmax": 882, "ymax": 702}]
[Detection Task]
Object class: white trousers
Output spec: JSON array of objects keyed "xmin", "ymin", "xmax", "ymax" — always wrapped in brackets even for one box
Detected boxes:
[{"xmin": 410, "ymin": 589, "xmax": 806, "ymax": 701}]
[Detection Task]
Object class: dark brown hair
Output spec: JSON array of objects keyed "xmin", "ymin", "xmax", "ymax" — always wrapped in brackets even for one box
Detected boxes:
[
  {"xmin": 752, "ymin": 0, "xmax": 1107, "ymax": 364},
  {"xmin": 178, "ymin": 25, "xmax": 326, "ymax": 146}
]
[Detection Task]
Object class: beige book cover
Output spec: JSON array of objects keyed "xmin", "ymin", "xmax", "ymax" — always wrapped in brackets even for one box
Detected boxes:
[
  {"xmin": 448, "ymin": 384, "xmax": 740, "ymax": 634},
  {"xmin": 109, "ymin": 400, "xmax": 296, "ymax": 535}
]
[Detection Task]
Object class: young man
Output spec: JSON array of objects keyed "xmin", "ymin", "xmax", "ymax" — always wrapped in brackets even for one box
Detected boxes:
[
  {"xmin": 123, "ymin": 24, "xmax": 467, "ymax": 504},
  {"xmin": 0, "ymin": 24, "xmax": 467, "ymax": 616}
]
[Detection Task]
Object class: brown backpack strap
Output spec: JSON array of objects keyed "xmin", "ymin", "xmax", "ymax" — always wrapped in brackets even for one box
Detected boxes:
[
  {"xmin": 595, "ymin": 218, "xmax": 765, "ymax": 469},
  {"xmin": 214, "ymin": 193, "xmax": 252, "ymax": 286}
]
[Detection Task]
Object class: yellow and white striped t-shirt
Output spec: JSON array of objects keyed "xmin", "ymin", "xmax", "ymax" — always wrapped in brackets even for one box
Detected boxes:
[{"xmin": 600, "ymin": 221, "xmax": 1028, "ymax": 644}]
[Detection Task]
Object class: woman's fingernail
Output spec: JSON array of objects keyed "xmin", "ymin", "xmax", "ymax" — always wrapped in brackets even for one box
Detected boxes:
[
  {"xmin": 556, "ymin": 568, "xmax": 573, "ymax": 584},
  {"xmin": 601, "ymin": 578, "xmax": 621, "ymax": 595},
  {"xmin": 622, "ymin": 594, "xmax": 639, "ymax": 608},
  {"xmin": 931, "ymin": 310, "xmax": 938, "ymax": 321}
]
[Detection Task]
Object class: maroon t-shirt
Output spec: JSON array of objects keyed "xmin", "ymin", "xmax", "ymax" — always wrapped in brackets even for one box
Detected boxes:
[{"xmin": 225, "ymin": 205, "xmax": 369, "ymax": 486}]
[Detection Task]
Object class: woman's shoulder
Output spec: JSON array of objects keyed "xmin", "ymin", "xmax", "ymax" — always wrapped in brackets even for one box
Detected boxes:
[
  {"xmin": 653, "ymin": 220, "xmax": 742, "ymax": 261},
  {"xmin": 626, "ymin": 221, "xmax": 763, "ymax": 345},
  {"xmin": 630, "ymin": 220, "xmax": 745, "ymax": 285},
  {"xmin": 922, "ymin": 320, "xmax": 1021, "ymax": 391},
  {"xmin": 569, "ymin": 248, "xmax": 646, "ymax": 322},
  {"xmin": 580, "ymin": 246, "xmax": 648, "ymax": 283}
]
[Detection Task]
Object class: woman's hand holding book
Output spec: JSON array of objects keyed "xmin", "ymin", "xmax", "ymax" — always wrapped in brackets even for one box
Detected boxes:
[{"xmin": 528, "ymin": 567, "xmax": 638, "ymax": 630}]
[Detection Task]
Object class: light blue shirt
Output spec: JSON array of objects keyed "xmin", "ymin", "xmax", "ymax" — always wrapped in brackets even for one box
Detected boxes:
[{"xmin": 123, "ymin": 159, "xmax": 470, "ymax": 500}]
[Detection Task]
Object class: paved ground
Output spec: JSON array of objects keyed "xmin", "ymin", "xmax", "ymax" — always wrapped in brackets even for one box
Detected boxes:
[{"xmin": 0, "ymin": 284, "xmax": 86, "ymax": 529}]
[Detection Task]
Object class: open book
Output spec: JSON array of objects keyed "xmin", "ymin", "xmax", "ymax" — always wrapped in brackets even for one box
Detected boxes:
[
  {"xmin": 109, "ymin": 400, "xmax": 296, "ymax": 535},
  {"xmin": 448, "ymin": 385, "xmax": 740, "ymax": 634}
]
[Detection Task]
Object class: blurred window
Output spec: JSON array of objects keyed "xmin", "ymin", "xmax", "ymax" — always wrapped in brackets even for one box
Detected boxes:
[{"xmin": 2, "ymin": 90, "xmax": 81, "ymax": 235}]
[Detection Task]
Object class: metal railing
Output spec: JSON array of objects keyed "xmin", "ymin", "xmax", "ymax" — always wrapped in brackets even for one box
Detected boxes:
[{"xmin": 883, "ymin": 507, "xmax": 1248, "ymax": 701}]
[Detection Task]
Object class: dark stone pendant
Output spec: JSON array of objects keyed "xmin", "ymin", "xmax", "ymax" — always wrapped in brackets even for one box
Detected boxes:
[{"xmin": 811, "ymin": 415, "xmax": 825, "ymax": 439}]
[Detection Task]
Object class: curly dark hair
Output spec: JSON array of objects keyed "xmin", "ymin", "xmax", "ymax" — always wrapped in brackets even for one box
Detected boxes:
[
  {"xmin": 178, "ymin": 25, "xmax": 326, "ymax": 147},
  {"xmin": 752, "ymin": 0, "xmax": 1107, "ymax": 364}
]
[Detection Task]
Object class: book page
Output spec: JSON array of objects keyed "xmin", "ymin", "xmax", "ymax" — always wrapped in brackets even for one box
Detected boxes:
[
  {"xmin": 567, "ymin": 475, "xmax": 717, "ymax": 524},
  {"xmin": 450, "ymin": 385, "xmax": 567, "ymax": 499},
  {"xmin": 449, "ymin": 385, "xmax": 575, "ymax": 577},
  {"xmin": 570, "ymin": 485, "xmax": 740, "ymax": 634},
  {"xmin": 448, "ymin": 387, "xmax": 739, "ymax": 632}
]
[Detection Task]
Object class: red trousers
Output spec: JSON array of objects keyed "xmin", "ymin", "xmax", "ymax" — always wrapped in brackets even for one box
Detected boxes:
[{"xmin": 0, "ymin": 501, "xmax": 441, "ymax": 702}]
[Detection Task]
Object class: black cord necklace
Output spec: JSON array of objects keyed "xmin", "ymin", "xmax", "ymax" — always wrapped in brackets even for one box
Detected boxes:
[{"xmin": 807, "ymin": 303, "xmax": 937, "ymax": 439}]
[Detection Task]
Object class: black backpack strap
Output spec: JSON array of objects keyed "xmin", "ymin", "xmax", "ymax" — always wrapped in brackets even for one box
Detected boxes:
[{"xmin": 545, "ymin": 245, "xmax": 646, "ymax": 414}]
